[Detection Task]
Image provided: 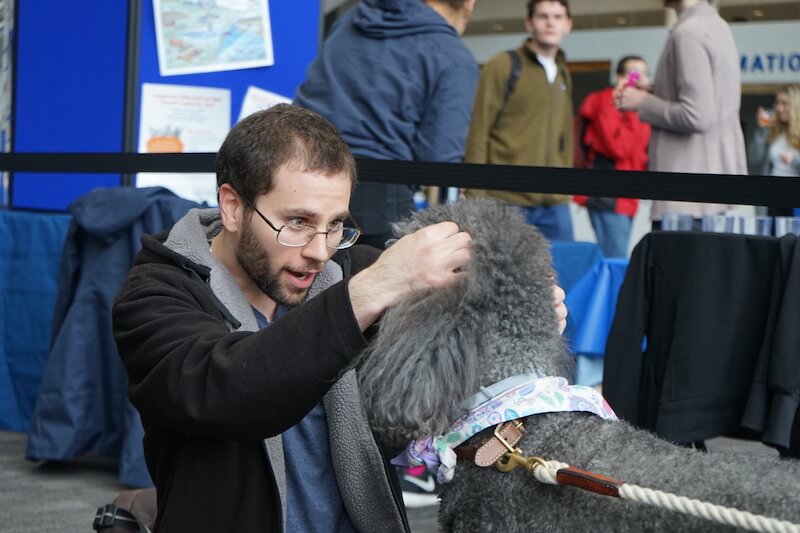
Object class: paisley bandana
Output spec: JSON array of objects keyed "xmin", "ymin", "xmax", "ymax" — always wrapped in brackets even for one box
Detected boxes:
[{"xmin": 397, "ymin": 376, "xmax": 617, "ymax": 484}]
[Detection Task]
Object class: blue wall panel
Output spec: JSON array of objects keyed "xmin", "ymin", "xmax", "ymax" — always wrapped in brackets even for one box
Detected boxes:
[
  {"xmin": 12, "ymin": 1, "xmax": 321, "ymax": 210},
  {"xmin": 12, "ymin": 1, "xmax": 128, "ymax": 210}
]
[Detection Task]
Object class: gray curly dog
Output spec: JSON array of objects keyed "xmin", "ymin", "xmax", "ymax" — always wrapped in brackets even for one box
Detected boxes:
[{"xmin": 356, "ymin": 198, "xmax": 800, "ymax": 532}]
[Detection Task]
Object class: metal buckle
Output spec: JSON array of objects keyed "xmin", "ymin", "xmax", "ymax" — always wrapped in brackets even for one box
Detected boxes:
[
  {"xmin": 93, "ymin": 504, "xmax": 142, "ymax": 531},
  {"xmin": 93, "ymin": 504, "xmax": 118, "ymax": 528},
  {"xmin": 492, "ymin": 420, "xmax": 525, "ymax": 453}
]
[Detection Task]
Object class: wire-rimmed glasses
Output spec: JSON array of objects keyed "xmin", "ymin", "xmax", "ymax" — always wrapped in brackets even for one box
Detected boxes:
[{"xmin": 246, "ymin": 201, "xmax": 360, "ymax": 249}]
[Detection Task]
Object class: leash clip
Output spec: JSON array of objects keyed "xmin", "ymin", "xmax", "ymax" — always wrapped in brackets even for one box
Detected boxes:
[
  {"xmin": 491, "ymin": 421, "xmax": 547, "ymax": 474},
  {"xmin": 495, "ymin": 450, "xmax": 548, "ymax": 474}
]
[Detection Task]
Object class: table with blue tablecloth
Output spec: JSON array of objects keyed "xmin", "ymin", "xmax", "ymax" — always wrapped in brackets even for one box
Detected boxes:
[
  {"xmin": 565, "ymin": 258, "xmax": 629, "ymax": 386},
  {"xmin": 0, "ymin": 210, "xmax": 71, "ymax": 432},
  {"xmin": 550, "ymin": 240, "xmax": 604, "ymax": 294},
  {"xmin": 549, "ymin": 240, "xmax": 629, "ymax": 387}
]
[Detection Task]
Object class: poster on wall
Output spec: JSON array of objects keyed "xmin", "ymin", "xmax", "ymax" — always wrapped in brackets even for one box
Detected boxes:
[
  {"xmin": 153, "ymin": 0, "xmax": 274, "ymax": 77},
  {"xmin": 237, "ymin": 85, "xmax": 290, "ymax": 122},
  {"xmin": 136, "ymin": 82, "xmax": 231, "ymax": 205}
]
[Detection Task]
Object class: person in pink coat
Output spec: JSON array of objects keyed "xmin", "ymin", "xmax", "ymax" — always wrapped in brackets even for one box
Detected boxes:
[{"xmin": 616, "ymin": 0, "xmax": 747, "ymax": 229}]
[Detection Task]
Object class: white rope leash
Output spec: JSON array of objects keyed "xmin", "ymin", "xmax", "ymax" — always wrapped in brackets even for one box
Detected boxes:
[{"xmin": 531, "ymin": 459, "xmax": 800, "ymax": 533}]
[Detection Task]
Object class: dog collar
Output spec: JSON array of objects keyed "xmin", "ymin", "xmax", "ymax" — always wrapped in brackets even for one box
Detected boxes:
[
  {"xmin": 398, "ymin": 375, "xmax": 617, "ymax": 484},
  {"xmin": 462, "ymin": 371, "xmax": 545, "ymax": 410}
]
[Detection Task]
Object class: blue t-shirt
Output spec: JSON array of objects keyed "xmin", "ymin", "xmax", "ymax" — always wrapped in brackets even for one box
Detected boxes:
[{"xmin": 254, "ymin": 308, "xmax": 357, "ymax": 533}]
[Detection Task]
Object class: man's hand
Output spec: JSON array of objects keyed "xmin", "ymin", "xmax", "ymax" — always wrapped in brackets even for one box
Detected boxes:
[
  {"xmin": 614, "ymin": 83, "xmax": 648, "ymax": 112},
  {"xmin": 348, "ymin": 222, "xmax": 472, "ymax": 330},
  {"xmin": 552, "ymin": 284, "xmax": 568, "ymax": 335}
]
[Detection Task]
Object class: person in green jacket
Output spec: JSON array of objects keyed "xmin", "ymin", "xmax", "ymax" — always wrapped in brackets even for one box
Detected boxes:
[{"xmin": 464, "ymin": 0, "xmax": 574, "ymax": 242}]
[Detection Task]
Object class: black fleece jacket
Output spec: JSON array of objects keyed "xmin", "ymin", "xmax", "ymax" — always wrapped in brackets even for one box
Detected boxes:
[{"xmin": 112, "ymin": 230, "xmax": 400, "ymax": 532}]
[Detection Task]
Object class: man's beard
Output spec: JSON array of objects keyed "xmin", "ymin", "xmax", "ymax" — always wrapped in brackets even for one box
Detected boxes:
[{"xmin": 236, "ymin": 220, "xmax": 322, "ymax": 308}]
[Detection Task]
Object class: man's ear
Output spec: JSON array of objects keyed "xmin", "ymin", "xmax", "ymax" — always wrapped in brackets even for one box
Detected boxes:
[
  {"xmin": 218, "ymin": 183, "xmax": 244, "ymax": 233},
  {"xmin": 524, "ymin": 15, "xmax": 534, "ymax": 34},
  {"xmin": 464, "ymin": 0, "xmax": 477, "ymax": 19}
]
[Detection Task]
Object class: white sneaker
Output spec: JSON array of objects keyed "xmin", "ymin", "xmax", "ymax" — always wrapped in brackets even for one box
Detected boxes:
[{"xmin": 399, "ymin": 470, "xmax": 440, "ymax": 508}]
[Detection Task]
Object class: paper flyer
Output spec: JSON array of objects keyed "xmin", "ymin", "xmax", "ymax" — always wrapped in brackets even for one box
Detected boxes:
[
  {"xmin": 237, "ymin": 85, "xmax": 291, "ymax": 122},
  {"xmin": 136, "ymin": 82, "xmax": 231, "ymax": 205}
]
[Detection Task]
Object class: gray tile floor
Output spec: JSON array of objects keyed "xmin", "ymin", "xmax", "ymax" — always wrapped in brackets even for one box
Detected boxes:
[
  {"xmin": 0, "ymin": 430, "xmax": 442, "ymax": 533},
  {"xmin": 0, "ymin": 431, "xmax": 122, "ymax": 532},
  {"xmin": 0, "ymin": 429, "xmax": 778, "ymax": 532}
]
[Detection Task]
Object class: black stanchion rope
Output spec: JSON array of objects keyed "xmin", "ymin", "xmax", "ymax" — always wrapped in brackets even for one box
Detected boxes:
[{"xmin": 0, "ymin": 152, "xmax": 797, "ymax": 207}]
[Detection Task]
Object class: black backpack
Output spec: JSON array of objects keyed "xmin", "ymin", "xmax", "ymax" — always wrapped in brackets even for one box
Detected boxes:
[{"xmin": 492, "ymin": 50, "xmax": 522, "ymax": 130}]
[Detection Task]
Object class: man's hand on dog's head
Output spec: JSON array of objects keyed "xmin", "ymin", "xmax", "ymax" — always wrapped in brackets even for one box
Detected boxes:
[{"xmin": 347, "ymin": 221, "xmax": 472, "ymax": 330}]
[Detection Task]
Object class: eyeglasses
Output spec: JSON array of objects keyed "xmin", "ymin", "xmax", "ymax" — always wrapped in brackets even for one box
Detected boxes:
[{"xmin": 246, "ymin": 201, "xmax": 360, "ymax": 250}]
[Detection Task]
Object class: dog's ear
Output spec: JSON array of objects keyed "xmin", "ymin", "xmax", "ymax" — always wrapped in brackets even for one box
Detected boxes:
[
  {"xmin": 356, "ymin": 286, "xmax": 483, "ymax": 446},
  {"xmin": 356, "ymin": 202, "xmax": 488, "ymax": 446},
  {"xmin": 356, "ymin": 199, "xmax": 567, "ymax": 446}
]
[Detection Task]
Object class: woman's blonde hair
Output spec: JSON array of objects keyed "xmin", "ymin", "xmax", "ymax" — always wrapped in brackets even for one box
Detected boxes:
[{"xmin": 769, "ymin": 84, "xmax": 800, "ymax": 150}]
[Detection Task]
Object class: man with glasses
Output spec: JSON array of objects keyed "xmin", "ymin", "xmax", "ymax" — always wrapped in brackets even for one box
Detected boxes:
[{"xmin": 111, "ymin": 104, "xmax": 476, "ymax": 532}]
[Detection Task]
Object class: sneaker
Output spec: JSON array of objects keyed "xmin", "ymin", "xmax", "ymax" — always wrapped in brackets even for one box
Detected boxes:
[{"xmin": 399, "ymin": 466, "xmax": 440, "ymax": 508}]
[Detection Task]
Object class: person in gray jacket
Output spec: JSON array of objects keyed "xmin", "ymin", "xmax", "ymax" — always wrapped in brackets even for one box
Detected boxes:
[{"xmin": 616, "ymin": 0, "xmax": 747, "ymax": 228}]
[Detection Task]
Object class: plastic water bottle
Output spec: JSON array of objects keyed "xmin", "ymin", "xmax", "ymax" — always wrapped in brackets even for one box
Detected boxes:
[{"xmin": 413, "ymin": 190, "xmax": 428, "ymax": 211}]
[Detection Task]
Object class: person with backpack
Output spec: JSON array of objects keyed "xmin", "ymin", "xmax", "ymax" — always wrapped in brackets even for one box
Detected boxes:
[
  {"xmin": 463, "ymin": 0, "xmax": 574, "ymax": 242},
  {"xmin": 573, "ymin": 56, "xmax": 651, "ymax": 257}
]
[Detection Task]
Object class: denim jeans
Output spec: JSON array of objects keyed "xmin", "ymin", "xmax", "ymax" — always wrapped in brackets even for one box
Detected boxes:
[
  {"xmin": 519, "ymin": 203, "xmax": 574, "ymax": 242},
  {"xmin": 588, "ymin": 209, "xmax": 632, "ymax": 257}
]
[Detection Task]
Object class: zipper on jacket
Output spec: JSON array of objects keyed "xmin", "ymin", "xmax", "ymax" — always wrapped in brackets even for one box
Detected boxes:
[
  {"xmin": 546, "ymin": 73, "xmax": 557, "ymax": 164},
  {"xmin": 531, "ymin": 53, "xmax": 557, "ymax": 165}
]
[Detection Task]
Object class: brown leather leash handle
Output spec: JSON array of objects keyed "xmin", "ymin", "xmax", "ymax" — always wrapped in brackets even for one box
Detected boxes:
[{"xmin": 555, "ymin": 466, "xmax": 623, "ymax": 498}]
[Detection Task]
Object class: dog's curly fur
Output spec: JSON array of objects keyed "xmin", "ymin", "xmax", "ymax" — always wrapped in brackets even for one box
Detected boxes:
[{"xmin": 357, "ymin": 199, "xmax": 800, "ymax": 532}]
